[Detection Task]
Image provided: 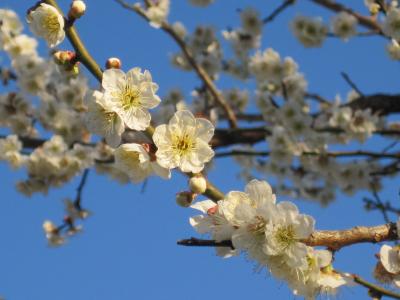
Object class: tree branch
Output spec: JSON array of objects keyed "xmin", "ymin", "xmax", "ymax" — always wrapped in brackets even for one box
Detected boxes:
[
  {"xmin": 179, "ymin": 222, "xmax": 398, "ymax": 251},
  {"xmin": 309, "ymin": 0, "xmax": 384, "ymax": 34},
  {"xmin": 115, "ymin": 0, "xmax": 238, "ymax": 128},
  {"xmin": 352, "ymin": 274, "xmax": 400, "ymax": 299},
  {"xmin": 262, "ymin": 0, "xmax": 295, "ymax": 25}
]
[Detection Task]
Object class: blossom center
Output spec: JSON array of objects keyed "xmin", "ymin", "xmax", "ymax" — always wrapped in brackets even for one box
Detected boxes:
[
  {"xmin": 120, "ymin": 151, "xmax": 140, "ymax": 169},
  {"xmin": 120, "ymin": 85, "xmax": 141, "ymax": 111},
  {"xmin": 172, "ymin": 133, "xmax": 195, "ymax": 156},
  {"xmin": 248, "ymin": 216, "xmax": 266, "ymax": 236},
  {"xmin": 43, "ymin": 13, "xmax": 60, "ymax": 34},
  {"xmin": 104, "ymin": 111, "xmax": 117, "ymax": 124},
  {"xmin": 275, "ymin": 225, "xmax": 295, "ymax": 249}
]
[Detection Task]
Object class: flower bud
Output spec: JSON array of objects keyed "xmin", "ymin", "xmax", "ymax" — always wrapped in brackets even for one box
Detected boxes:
[
  {"xmin": 189, "ymin": 175, "xmax": 207, "ymax": 194},
  {"xmin": 106, "ymin": 57, "xmax": 122, "ymax": 69},
  {"xmin": 43, "ymin": 220, "xmax": 57, "ymax": 234},
  {"xmin": 176, "ymin": 191, "xmax": 195, "ymax": 207},
  {"xmin": 53, "ymin": 50, "xmax": 76, "ymax": 65},
  {"xmin": 68, "ymin": 0, "xmax": 86, "ymax": 19}
]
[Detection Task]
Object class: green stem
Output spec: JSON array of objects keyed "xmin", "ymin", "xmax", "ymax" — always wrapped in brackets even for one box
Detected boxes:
[
  {"xmin": 353, "ymin": 274, "xmax": 400, "ymax": 299},
  {"xmin": 43, "ymin": 0, "xmax": 103, "ymax": 81}
]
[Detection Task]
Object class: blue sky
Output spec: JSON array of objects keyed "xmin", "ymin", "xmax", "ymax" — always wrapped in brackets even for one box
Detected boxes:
[{"xmin": 1, "ymin": 1, "xmax": 400, "ymax": 299}]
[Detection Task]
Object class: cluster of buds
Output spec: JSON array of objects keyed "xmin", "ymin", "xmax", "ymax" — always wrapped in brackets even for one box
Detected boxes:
[
  {"xmin": 176, "ymin": 174, "xmax": 207, "ymax": 207},
  {"xmin": 53, "ymin": 50, "xmax": 80, "ymax": 75}
]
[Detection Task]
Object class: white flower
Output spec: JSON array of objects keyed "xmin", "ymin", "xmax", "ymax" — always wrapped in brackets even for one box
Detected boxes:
[
  {"xmin": 331, "ymin": 12, "xmax": 358, "ymax": 41},
  {"xmin": 380, "ymin": 244, "xmax": 400, "ymax": 274},
  {"xmin": 3, "ymin": 34, "xmax": 38, "ymax": 58},
  {"xmin": 86, "ymin": 90, "xmax": 125, "ymax": 148},
  {"xmin": 291, "ymin": 16, "xmax": 328, "ymax": 48},
  {"xmin": 43, "ymin": 220, "xmax": 65, "ymax": 247},
  {"xmin": 144, "ymin": 0, "xmax": 170, "ymax": 28},
  {"xmin": 27, "ymin": 3, "xmax": 65, "ymax": 48},
  {"xmin": 153, "ymin": 110, "xmax": 214, "ymax": 173},
  {"xmin": 249, "ymin": 48, "xmax": 298, "ymax": 85},
  {"xmin": 190, "ymin": 199, "xmax": 238, "ymax": 258},
  {"xmin": 114, "ymin": 143, "xmax": 170, "ymax": 183},
  {"xmin": 227, "ymin": 180, "xmax": 277, "ymax": 261},
  {"xmin": 0, "ymin": 9, "xmax": 23, "ymax": 46},
  {"xmin": 102, "ymin": 67, "xmax": 161, "ymax": 131},
  {"xmin": 263, "ymin": 201, "xmax": 315, "ymax": 269},
  {"xmin": 387, "ymin": 39, "xmax": 400, "ymax": 60},
  {"xmin": 383, "ymin": 8, "xmax": 400, "ymax": 40},
  {"xmin": 0, "ymin": 135, "xmax": 25, "ymax": 168},
  {"xmin": 240, "ymin": 8, "xmax": 262, "ymax": 36}
]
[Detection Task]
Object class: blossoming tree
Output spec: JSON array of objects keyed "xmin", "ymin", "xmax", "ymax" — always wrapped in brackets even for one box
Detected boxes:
[{"xmin": 1, "ymin": 0, "xmax": 400, "ymax": 299}]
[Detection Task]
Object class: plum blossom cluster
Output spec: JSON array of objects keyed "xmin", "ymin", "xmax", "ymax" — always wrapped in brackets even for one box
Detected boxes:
[
  {"xmin": 0, "ymin": 8, "xmax": 96, "ymax": 194},
  {"xmin": 43, "ymin": 197, "xmax": 90, "ymax": 247},
  {"xmin": 190, "ymin": 180, "xmax": 350, "ymax": 299},
  {"xmin": 374, "ymin": 219, "xmax": 400, "ymax": 288},
  {"xmin": 289, "ymin": 2, "xmax": 400, "ymax": 61}
]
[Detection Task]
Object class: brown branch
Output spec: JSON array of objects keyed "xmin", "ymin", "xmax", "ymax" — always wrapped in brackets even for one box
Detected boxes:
[
  {"xmin": 74, "ymin": 169, "xmax": 89, "ymax": 209},
  {"xmin": 115, "ymin": 0, "xmax": 238, "ymax": 129},
  {"xmin": 304, "ymin": 223, "xmax": 397, "ymax": 251},
  {"xmin": 344, "ymin": 94, "xmax": 400, "ymax": 115},
  {"xmin": 215, "ymin": 149, "xmax": 400, "ymax": 159},
  {"xmin": 211, "ymin": 127, "xmax": 269, "ymax": 148},
  {"xmin": 309, "ymin": 0, "xmax": 384, "ymax": 34},
  {"xmin": 177, "ymin": 237, "xmax": 234, "ymax": 248},
  {"xmin": 179, "ymin": 223, "xmax": 398, "ymax": 251}
]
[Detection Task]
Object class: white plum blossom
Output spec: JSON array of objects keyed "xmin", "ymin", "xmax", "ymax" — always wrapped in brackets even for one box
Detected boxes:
[
  {"xmin": 0, "ymin": 134, "xmax": 26, "ymax": 168},
  {"xmin": 387, "ymin": 39, "xmax": 400, "ymax": 60},
  {"xmin": 0, "ymin": 9, "xmax": 23, "ymax": 46},
  {"xmin": 27, "ymin": 3, "xmax": 65, "ymax": 47},
  {"xmin": 379, "ymin": 244, "xmax": 400, "ymax": 287},
  {"xmin": 144, "ymin": 0, "xmax": 170, "ymax": 28},
  {"xmin": 249, "ymin": 48, "xmax": 298, "ymax": 85},
  {"xmin": 240, "ymin": 8, "xmax": 262, "ymax": 36},
  {"xmin": 331, "ymin": 12, "xmax": 358, "ymax": 41},
  {"xmin": 102, "ymin": 67, "xmax": 161, "ymax": 131},
  {"xmin": 263, "ymin": 201, "xmax": 315, "ymax": 269},
  {"xmin": 86, "ymin": 90, "xmax": 125, "ymax": 148},
  {"xmin": 228, "ymin": 180, "xmax": 277, "ymax": 261},
  {"xmin": 3, "ymin": 34, "xmax": 38, "ymax": 58},
  {"xmin": 114, "ymin": 143, "xmax": 170, "ymax": 183},
  {"xmin": 153, "ymin": 110, "xmax": 214, "ymax": 173},
  {"xmin": 190, "ymin": 199, "xmax": 238, "ymax": 257},
  {"xmin": 43, "ymin": 220, "xmax": 65, "ymax": 247},
  {"xmin": 383, "ymin": 8, "xmax": 400, "ymax": 40},
  {"xmin": 291, "ymin": 16, "xmax": 328, "ymax": 48},
  {"xmin": 188, "ymin": 179, "xmax": 346, "ymax": 298}
]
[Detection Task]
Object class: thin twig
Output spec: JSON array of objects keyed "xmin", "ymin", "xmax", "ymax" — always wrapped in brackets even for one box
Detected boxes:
[
  {"xmin": 115, "ymin": 0, "xmax": 238, "ymax": 128},
  {"xmin": 75, "ymin": 169, "xmax": 89, "ymax": 209},
  {"xmin": 364, "ymin": 198, "xmax": 400, "ymax": 216},
  {"xmin": 262, "ymin": 0, "xmax": 295, "ymax": 24},
  {"xmin": 352, "ymin": 274, "xmax": 400, "ymax": 299},
  {"xmin": 341, "ymin": 72, "xmax": 364, "ymax": 96}
]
